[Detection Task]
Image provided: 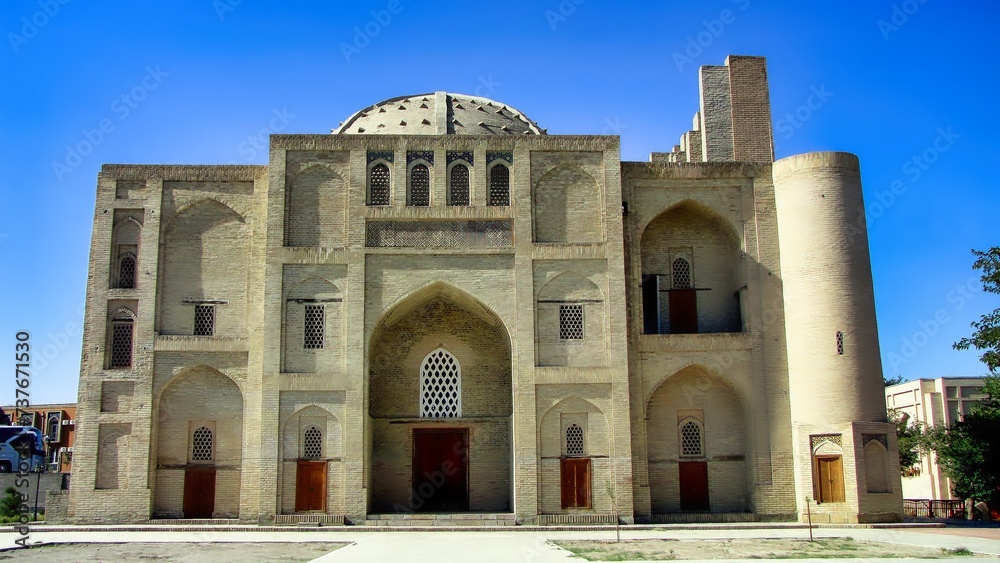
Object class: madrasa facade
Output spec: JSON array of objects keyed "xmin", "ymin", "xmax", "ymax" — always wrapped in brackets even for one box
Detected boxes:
[{"xmin": 62, "ymin": 55, "xmax": 903, "ymax": 525}]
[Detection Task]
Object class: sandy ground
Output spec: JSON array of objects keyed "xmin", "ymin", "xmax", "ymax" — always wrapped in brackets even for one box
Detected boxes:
[
  {"xmin": 0, "ymin": 542, "xmax": 347, "ymax": 562},
  {"xmin": 554, "ymin": 538, "xmax": 983, "ymax": 561}
]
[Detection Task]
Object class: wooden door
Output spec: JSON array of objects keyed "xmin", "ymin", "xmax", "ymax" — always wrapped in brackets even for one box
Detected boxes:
[
  {"xmin": 669, "ymin": 289, "xmax": 698, "ymax": 334},
  {"xmin": 412, "ymin": 429, "xmax": 468, "ymax": 511},
  {"xmin": 183, "ymin": 468, "xmax": 216, "ymax": 518},
  {"xmin": 560, "ymin": 458, "xmax": 592, "ymax": 509},
  {"xmin": 678, "ymin": 461, "xmax": 709, "ymax": 511},
  {"xmin": 816, "ymin": 456, "xmax": 845, "ymax": 503},
  {"xmin": 296, "ymin": 461, "xmax": 327, "ymax": 512}
]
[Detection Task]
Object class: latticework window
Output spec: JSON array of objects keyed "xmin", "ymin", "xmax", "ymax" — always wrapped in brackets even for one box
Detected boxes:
[
  {"xmin": 369, "ymin": 163, "xmax": 391, "ymax": 205},
  {"xmin": 110, "ymin": 321, "xmax": 133, "ymax": 368},
  {"xmin": 680, "ymin": 421, "xmax": 703, "ymax": 457},
  {"xmin": 449, "ymin": 164, "xmax": 470, "ymax": 206},
  {"xmin": 193, "ymin": 305, "xmax": 215, "ymax": 336},
  {"xmin": 118, "ymin": 254, "xmax": 136, "ymax": 289},
  {"xmin": 559, "ymin": 305, "xmax": 584, "ymax": 340},
  {"xmin": 672, "ymin": 257, "xmax": 692, "ymax": 289},
  {"xmin": 419, "ymin": 349, "xmax": 461, "ymax": 418},
  {"xmin": 488, "ymin": 164, "xmax": 510, "ymax": 206},
  {"xmin": 565, "ymin": 424, "xmax": 584, "ymax": 456},
  {"xmin": 409, "ymin": 164, "xmax": 430, "ymax": 206},
  {"xmin": 191, "ymin": 426, "xmax": 213, "ymax": 461},
  {"xmin": 303, "ymin": 426, "xmax": 322, "ymax": 459},
  {"xmin": 836, "ymin": 331, "xmax": 844, "ymax": 355},
  {"xmin": 304, "ymin": 305, "xmax": 325, "ymax": 349}
]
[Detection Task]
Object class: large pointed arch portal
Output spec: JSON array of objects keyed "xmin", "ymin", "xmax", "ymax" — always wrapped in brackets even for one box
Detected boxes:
[{"xmin": 368, "ymin": 283, "xmax": 512, "ymax": 513}]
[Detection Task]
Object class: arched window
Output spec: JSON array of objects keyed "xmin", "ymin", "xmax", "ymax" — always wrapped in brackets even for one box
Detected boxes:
[
  {"xmin": 565, "ymin": 423, "xmax": 585, "ymax": 456},
  {"xmin": 368, "ymin": 163, "xmax": 391, "ymax": 206},
  {"xmin": 303, "ymin": 426, "xmax": 322, "ymax": 459},
  {"xmin": 408, "ymin": 164, "xmax": 430, "ymax": 206},
  {"xmin": 419, "ymin": 348, "xmax": 461, "ymax": 418},
  {"xmin": 449, "ymin": 164, "xmax": 470, "ymax": 206},
  {"xmin": 679, "ymin": 420, "xmax": 703, "ymax": 457},
  {"xmin": 109, "ymin": 309, "xmax": 135, "ymax": 369},
  {"xmin": 672, "ymin": 257, "xmax": 692, "ymax": 289},
  {"xmin": 118, "ymin": 253, "xmax": 136, "ymax": 289},
  {"xmin": 191, "ymin": 426, "xmax": 214, "ymax": 461},
  {"xmin": 47, "ymin": 415, "xmax": 60, "ymax": 441},
  {"xmin": 488, "ymin": 164, "xmax": 510, "ymax": 206}
]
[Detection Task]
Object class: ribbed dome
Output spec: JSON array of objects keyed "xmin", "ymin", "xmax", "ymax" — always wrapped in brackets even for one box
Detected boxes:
[{"xmin": 332, "ymin": 91, "xmax": 546, "ymax": 136}]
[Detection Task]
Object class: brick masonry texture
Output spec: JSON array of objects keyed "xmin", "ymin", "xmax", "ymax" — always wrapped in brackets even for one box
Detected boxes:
[{"xmin": 64, "ymin": 56, "xmax": 901, "ymax": 525}]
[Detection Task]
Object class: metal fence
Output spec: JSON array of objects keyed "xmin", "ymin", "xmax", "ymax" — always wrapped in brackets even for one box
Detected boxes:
[{"xmin": 903, "ymin": 499, "xmax": 967, "ymax": 519}]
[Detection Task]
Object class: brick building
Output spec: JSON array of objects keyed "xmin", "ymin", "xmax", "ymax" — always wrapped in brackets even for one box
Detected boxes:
[{"xmin": 65, "ymin": 55, "xmax": 902, "ymax": 524}]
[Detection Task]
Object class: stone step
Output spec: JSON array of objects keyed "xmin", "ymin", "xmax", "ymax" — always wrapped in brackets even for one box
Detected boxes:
[
  {"xmin": 649, "ymin": 512, "xmax": 760, "ymax": 524},
  {"xmin": 364, "ymin": 513, "xmax": 517, "ymax": 527}
]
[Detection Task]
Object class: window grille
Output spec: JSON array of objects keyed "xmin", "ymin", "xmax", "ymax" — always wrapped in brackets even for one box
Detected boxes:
[
  {"xmin": 836, "ymin": 331, "xmax": 844, "ymax": 355},
  {"xmin": 118, "ymin": 254, "xmax": 136, "ymax": 289},
  {"xmin": 449, "ymin": 164, "xmax": 470, "ymax": 206},
  {"xmin": 369, "ymin": 163, "xmax": 391, "ymax": 205},
  {"xmin": 488, "ymin": 164, "xmax": 510, "ymax": 206},
  {"xmin": 303, "ymin": 426, "xmax": 322, "ymax": 459},
  {"xmin": 110, "ymin": 321, "xmax": 133, "ymax": 368},
  {"xmin": 565, "ymin": 424, "xmax": 584, "ymax": 456},
  {"xmin": 191, "ymin": 427, "xmax": 213, "ymax": 461},
  {"xmin": 419, "ymin": 349, "xmax": 461, "ymax": 418},
  {"xmin": 559, "ymin": 305, "xmax": 584, "ymax": 340},
  {"xmin": 672, "ymin": 257, "xmax": 692, "ymax": 289},
  {"xmin": 680, "ymin": 421, "xmax": 703, "ymax": 456},
  {"xmin": 193, "ymin": 305, "xmax": 215, "ymax": 336},
  {"xmin": 409, "ymin": 164, "xmax": 430, "ymax": 206},
  {"xmin": 304, "ymin": 305, "xmax": 325, "ymax": 349}
]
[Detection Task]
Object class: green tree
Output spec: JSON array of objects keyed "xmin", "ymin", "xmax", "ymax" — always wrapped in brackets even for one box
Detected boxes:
[
  {"xmin": 925, "ymin": 376, "xmax": 1000, "ymax": 504},
  {"xmin": 953, "ymin": 247, "xmax": 1000, "ymax": 373},
  {"xmin": 884, "ymin": 374, "xmax": 906, "ymax": 387},
  {"xmin": 0, "ymin": 486, "xmax": 25, "ymax": 518},
  {"xmin": 888, "ymin": 409, "xmax": 925, "ymax": 474}
]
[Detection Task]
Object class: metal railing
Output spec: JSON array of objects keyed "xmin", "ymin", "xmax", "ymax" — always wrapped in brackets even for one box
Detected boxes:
[{"xmin": 903, "ymin": 499, "xmax": 966, "ymax": 519}]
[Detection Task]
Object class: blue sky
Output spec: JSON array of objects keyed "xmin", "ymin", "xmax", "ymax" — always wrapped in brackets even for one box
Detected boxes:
[{"xmin": 1, "ymin": 1, "xmax": 997, "ymax": 404}]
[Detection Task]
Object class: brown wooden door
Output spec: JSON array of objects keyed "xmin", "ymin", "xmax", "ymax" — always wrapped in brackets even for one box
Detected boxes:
[
  {"xmin": 669, "ymin": 289, "xmax": 698, "ymax": 334},
  {"xmin": 183, "ymin": 468, "xmax": 216, "ymax": 519},
  {"xmin": 816, "ymin": 456, "xmax": 845, "ymax": 503},
  {"xmin": 296, "ymin": 461, "xmax": 327, "ymax": 512},
  {"xmin": 561, "ymin": 458, "xmax": 592, "ymax": 509},
  {"xmin": 412, "ymin": 429, "xmax": 468, "ymax": 512},
  {"xmin": 679, "ymin": 461, "xmax": 709, "ymax": 511}
]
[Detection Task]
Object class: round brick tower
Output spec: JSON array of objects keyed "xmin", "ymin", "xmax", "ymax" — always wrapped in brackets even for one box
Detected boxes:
[{"xmin": 773, "ymin": 151, "xmax": 898, "ymax": 522}]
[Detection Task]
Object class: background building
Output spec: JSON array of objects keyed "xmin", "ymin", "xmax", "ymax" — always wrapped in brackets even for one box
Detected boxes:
[
  {"xmin": 0, "ymin": 403, "xmax": 77, "ymax": 473},
  {"xmin": 885, "ymin": 376, "xmax": 987, "ymax": 501},
  {"xmin": 62, "ymin": 55, "xmax": 901, "ymax": 525}
]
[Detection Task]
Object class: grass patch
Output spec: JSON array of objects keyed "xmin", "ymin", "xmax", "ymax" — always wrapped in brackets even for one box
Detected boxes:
[{"xmin": 554, "ymin": 538, "xmax": 984, "ymax": 561}]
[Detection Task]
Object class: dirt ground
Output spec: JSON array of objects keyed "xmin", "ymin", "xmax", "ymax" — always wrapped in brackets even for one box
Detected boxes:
[
  {"xmin": 0, "ymin": 542, "xmax": 347, "ymax": 562},
  {"xmin": 917, "ymin": 527, "xmax": 1000, "ymax": 541},
  {"xmin": 554, "ymin": 537, "xmax": 984, "ymax": 560}
]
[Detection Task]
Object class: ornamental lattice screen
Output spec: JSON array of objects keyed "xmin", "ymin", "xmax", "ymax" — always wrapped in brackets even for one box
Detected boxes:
[{"xmin": 419, "ymin": 348, "xmax": 462, "ymax": 418}]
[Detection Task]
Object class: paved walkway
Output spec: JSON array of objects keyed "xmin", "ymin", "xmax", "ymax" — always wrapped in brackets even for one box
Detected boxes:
[{"xmin": 2, "ymin": 526, "xmax": 998, "ymax": 562}]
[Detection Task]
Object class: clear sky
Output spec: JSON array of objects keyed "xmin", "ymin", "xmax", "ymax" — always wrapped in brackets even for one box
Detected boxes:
[{"xmin": 1, "ymin": 1, "xmax": 997, "ymax": 405}]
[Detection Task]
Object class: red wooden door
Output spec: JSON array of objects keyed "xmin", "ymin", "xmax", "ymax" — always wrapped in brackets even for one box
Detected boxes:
[
  {"xmin": 296, "ymin": 461, "xmax": 327, "ymax": 512},
  {"xmin": 561, "ymin": 458, "xmax": 592, "ymax": 509},
  {"xmin": 679, "ymin": 461, "xmax": 709, "ymax": 511},
  {"xmin": 183, "ymin": 468, "xmax": 216, "ymax": 518},
  {"xmin": 412, "ymin": 429, "xmax": 468, "ymax": 511},
  {"xmin": 669, "ymin": 289, "xmax": 698, "ymax": 334}
]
